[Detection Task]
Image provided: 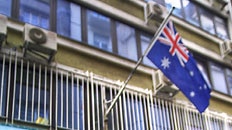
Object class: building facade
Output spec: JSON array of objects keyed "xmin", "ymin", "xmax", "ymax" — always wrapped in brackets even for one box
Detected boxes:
[{"xmin": 0, "ymin": 0, "xmax": 232, "ymax": 129}]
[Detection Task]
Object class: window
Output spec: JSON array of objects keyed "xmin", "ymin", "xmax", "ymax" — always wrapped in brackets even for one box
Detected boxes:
[
  {"xmin": 225, "ymin": 69, "xmax": 232, "ymax": 96},
  {"xmin": 209, "ymin": 63, "xmax": 228, "ymax": 94},
  {"xmin": 183, "ymin": 0, "xmax": 199, "ymax": 26},
  {"xmin": 87, "ymin": 10, "xmax": 112, "ymax": 52},
  {"xmin": 57, "ymin": 0, "xmax": 81, "ymax": 41},
  {"xmin": 14, "ymin": 66, "xmax": 50, "ymax": 123},
  {"xmin": 199, "ymin": 8, "xmax": 215, "ymax": 35},
  {"xmin": 165, "ymin": 0, "xmax": 183, "ymax": 18},
  {"xmin": 197, "ymin": 61, "xmax": 211, "ymax": 88},
  {"xmin": 0, "ymin": 0, "xmax": 12, "ymax": 16},
  {"xmin": 116, "ymin": 22, "xmax": 137, "ymax": 61},
  {"xmin": 145, "ymin": 0, "xmax": 165, "ymax": 6},
  {"xmin": 140, "ymin": 34, "xmax": 156, "ymax": 67},
  {"xmin": 215, "ymin": 17, "xmax": 228, "ymax": 39},
  {"xmin": 19, "ymin": 0, "xmax": 50, "ymax": 29},
  {"xmin": 150, "ymin": 0, "xmax": 229, "ymax": 40}
]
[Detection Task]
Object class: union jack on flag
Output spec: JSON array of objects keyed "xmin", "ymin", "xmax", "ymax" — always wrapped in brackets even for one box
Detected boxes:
[
  {"xmin": 158, "ymin": 21, "xmax": 189, "ymax": 67},
  {"xmin": 147, "ymin": 20, "xmax": 211, "ymax": 113}
]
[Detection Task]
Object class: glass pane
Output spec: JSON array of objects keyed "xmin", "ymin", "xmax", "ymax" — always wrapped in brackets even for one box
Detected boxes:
[
  {"xmin": 165, "ymin": 0, "xmax": 183, "ymax": 18},
  {"xmin": 199, "ymin": 9, "xmax": 215, "ymax": 35},
  {"xmin": 210, "ymin": 63, "xmax": 228, "ymax": 94},
  {"xmin": 116, "ymin": 22, "xmax": 137, "ymax": 61},
  {"xmin": 0, "ymin": 0, "xmax": 12, "ymax": 16},
  {"xmin": 226, "ymin": 69, "xmax": 232, "ymax": 95},
  {"xmin": 215, "ymin": 16, "xmax": 228, "ymax": 39},
  {"xmin": 87, "ymin": 10, "xmax": 112, "ymax": 52},
  {"xmin": 19, "ymin": 0, "xmax": 50, "ymax": 29},
  {"xmin": 197, "ymin": 61, "xmax": 211, "ymax": 88},
  {"xmin": 183, "ymin": 0, "xmax": 199, "ymax": 26},
  {"xmin": 57, "ymin": 0, "xmax": 81, "ymax": 41},
  {"xmin": 141, "ymin": 34, "xmax": 157, "ymax": 68}
]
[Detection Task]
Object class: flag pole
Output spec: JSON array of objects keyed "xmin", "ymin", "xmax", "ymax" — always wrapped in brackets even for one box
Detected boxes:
[{"xmin": 104, "ymin": 6, "xmax": 175, "ymax": 127}]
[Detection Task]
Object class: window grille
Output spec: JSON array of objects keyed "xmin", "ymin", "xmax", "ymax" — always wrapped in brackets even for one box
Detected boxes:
[{"xmin": 0, "ymin": 51, "xmax": 231, "ymax": 130}]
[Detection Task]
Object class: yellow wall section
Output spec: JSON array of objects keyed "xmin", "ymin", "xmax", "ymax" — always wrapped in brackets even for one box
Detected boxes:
[
  {"xmin": 175, "ymin": 24, "xmax": 221, "ymax": 54},
  {"xmin": 56, "ymin": 46, "xmax": 153, "ymax": 89},
  {"xmin": 175, "ymin": 92, "xmax": 232, "ymax": 115},
  {"xmin": 210, "ymin": 97, "xmax": 232, "ymax": 115},
  {"xmin": 6, "ymin": 28, "xmax": 23, "ymax": 50}
]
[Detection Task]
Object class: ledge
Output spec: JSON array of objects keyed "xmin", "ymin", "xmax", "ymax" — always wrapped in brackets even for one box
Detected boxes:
[{"xmin": 211, "ymin": 91, "xmax": 232, "ymax": 104}]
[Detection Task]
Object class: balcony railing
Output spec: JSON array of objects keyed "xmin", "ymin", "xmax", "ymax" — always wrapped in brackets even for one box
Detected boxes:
[{"xmin": 0, "ymin": 50, "xmax": 231, "ymax": 130}]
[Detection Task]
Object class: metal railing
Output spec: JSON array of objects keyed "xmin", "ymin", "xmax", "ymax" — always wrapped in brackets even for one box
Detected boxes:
[{"xmin": 0, "ymin": 50, "xmax": 231, "ymax": 130}]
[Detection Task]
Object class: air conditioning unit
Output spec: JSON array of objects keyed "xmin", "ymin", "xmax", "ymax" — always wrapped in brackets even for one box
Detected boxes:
[
  {"xmin": 152, "ymin": 70, "xmax": 179, "ymax": 97},
  {"xmin": 145, "ymin": 1, "xmax": 166, "ymax": 22},
  {"xmin": 23, "ymin": 24, "xmax": 57, "ymax": 63},
  {"xmin": 0, "ymin": 14, "xmax": 7, "ymax": 46},
  {"xmin": 220, "ymin": 39, "xmax": 232, "ymax": 57}
]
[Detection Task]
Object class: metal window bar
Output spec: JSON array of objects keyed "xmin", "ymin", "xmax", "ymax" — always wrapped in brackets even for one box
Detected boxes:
[
  {"xmin": 49, "ymin": 67, "xmax": 53, "ymax": 128},
  {"xmin": 95, "ymin": 81, "xmax": 99, "ymax": 130},
  {"xmin": 109, "ymin": 87, "xmax": 114, "ymax": 130},
  {"xmin": 164, "ymin": 100, "xmax": 171, "ymax": 129},
  {"xmin": 113, "ymin": 87, "xmax": 120, "ymax": 130},
  {"xmin": 142, "ymin": 93, "xmax": 150, "ymax": 130},
  {"xmin": 118, "ymin": 89, "xmax": 124, "ymax": 130},
  {"xmin": 17, "ymin": 58, "xmax": 23, "ymax": 120},
  {"xmin": 11, "ymin": 53, "xmax": 17, "ymax": 122},
  {"xmin": 149, "ymin": 93, "xmax": 155, "ymax": 130},
  {"xmin": 168, "ymin": 101, "xmax": 174, "ymax": 129},
  {"xmin": 0, "ymin": 54, "xmax": 6, "ymax": 117},
  {"xmin": 126, "ymin": 91, "xmax": 132, "ymax": 130},
  {"xmin": 71, "ymin": 73, "xmax": 74, "ymax": 129},
  {"xmin": 144, "ymin": 92, "xmax": 150, "ymax": 130},
  {"xmin": 6, "ymin": 52, "xmax": 12, "ymax": 122}
]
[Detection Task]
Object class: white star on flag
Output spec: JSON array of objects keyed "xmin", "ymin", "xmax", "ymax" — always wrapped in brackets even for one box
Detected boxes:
[
  {"xmin": 190, "ymin": 91, "xmax": 195, "ymax": 97},
  {"xmin": 199, "ymin": 86, "xmax": 202, "ymax": 90},
  {"xmin": 161, "ymin": 57, "xmax": 171, "ymax": 69},
  {"xmin": 204, "ymin": 84, "xmax": 208, "ymax": 89},
  {"xmin": 190, "ymin": 71, "xmax": 194, "ymax": 76},
  {"xmin": 146, "ymin": 20, "xmax": 211, "ymax": 113}
]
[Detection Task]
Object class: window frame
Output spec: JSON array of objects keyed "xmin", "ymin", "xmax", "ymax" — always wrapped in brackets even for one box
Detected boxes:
[
  {"xmin": 18, "ymin": 0, "xmax": 51, "ymax": 29},
  {"xmin": 209, "ymin": 62, "xmax": 230, "ymax": 95},
  {"xmin": 148, "ymin": 0, "xmax": 229, "ymax": 40}
]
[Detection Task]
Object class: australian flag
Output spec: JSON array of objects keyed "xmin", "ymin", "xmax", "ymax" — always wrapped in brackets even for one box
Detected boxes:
[{"xmin": 147, "ymin": 21, "xmax": 211, "ymax": 113}]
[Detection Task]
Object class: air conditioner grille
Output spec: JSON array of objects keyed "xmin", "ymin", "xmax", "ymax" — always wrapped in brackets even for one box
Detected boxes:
[{"xmin": 29, "ymin": 28, "xmax": 47, "ymax": 44}]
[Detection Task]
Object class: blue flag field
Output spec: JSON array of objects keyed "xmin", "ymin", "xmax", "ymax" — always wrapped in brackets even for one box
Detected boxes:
[{"xmin": 147, "ymin": 21, "xmax": 211, "ymax": 113}]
